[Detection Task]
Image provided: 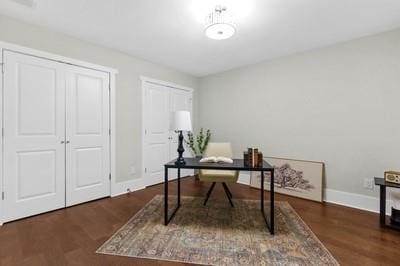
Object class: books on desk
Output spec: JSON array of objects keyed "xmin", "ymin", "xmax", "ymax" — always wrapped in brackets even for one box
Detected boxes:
[
  {"xmin": 199, "ymin": 156, "xmax": 233, "ymax": 164},
  {"xmin": 244, "ymin": 148, "xmax": 263, "ymax": 167}
]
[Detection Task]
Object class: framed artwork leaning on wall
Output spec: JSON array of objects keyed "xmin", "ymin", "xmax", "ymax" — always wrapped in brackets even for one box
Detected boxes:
[{"xmin": 250, "ymin": 156, "xmax": 324, "ymax": 202}]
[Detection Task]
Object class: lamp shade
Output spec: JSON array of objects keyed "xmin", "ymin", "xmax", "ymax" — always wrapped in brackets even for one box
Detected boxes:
[{"xmin": 172, "ymin": 111, "xmax": 192, "ymax": 131}]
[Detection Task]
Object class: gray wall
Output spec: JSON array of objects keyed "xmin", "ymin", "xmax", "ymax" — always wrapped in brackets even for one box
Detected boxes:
[
  {"xmin": 198, "ymin": 29, "xmax": 400, "ymax": 197},
  {"xmin": 1, "ymin": 14, "xmax": 399, "ymax": 198},
  {"xmin": 0, "ymin": 15, "xmax": 198, "ymax": 183}
]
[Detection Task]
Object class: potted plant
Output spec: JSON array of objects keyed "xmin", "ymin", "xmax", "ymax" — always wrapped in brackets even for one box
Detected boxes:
[{"xmin": 185, "ymin": 128, "xmax": 211, "ymax": 158}]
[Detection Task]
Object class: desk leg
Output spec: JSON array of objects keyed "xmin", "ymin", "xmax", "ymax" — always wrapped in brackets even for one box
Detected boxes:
[
  {"xmin": 261, "ymin": 170, "xmax": 265, "ymax": 222},
  {"xmin": 261, "ymin": 170, "xmax": 275, "ymax": 235},
  {"xmin": 380, "ymin": 185, "xmax": 386, "ymax": 226},
  {"xmin": 178, "ymin": 168, "xmax": 181, "ymax": 207},
  {"xmin": 164, "ymin": 166, "xmax": 169, "ymax": 225},
  {"xmin": 164, "ymin": 166, "xmax": 181, "ymax": 226},
  {"xmin": 270, "ymin": 168, "xmax": 275, "ymax": 235}
]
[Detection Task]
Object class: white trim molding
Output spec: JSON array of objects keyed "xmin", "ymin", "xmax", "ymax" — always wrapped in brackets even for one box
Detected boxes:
[
  {"xmin": 141, "ymin": 76, "xmax": 194, "ymax": 188},
  {"xmin": 0, "ymin": 41, "xmax": 118, "ymax": 224},
  {"xmin": 0, "ymin": 41, "xmax": 118, "ymax": 74},
  {"xmin": 324, "ymin": 188, "xmax": 393, "ymax": 215},
  {"xmin": 237, "ymin": 172, "xmax": 391, "ymax": 215},
  {"xmin": 109, "ymin": 71, "xmax": 118, "ymax": 197},
  {"xmin": 0, "ymin": 49, "xmax": 3, "ymax": 226},
  {"xmin": 111, "ymin": 178, "xmax": 147, "ymax": 197},
  {"xmin": 140, "ymin": 76, "xmax": 194, "ymax": 92}
]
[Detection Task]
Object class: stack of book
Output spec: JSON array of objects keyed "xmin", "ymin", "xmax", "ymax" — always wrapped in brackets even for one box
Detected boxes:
[{"xmin": 244, "ymin": 148, "xmax": 263, "ymax": 167}]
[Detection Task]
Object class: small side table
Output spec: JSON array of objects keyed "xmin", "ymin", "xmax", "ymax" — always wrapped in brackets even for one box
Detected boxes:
[{"xmin": 375, "ymin": 177, "xmax": 400, "ymax": 231}]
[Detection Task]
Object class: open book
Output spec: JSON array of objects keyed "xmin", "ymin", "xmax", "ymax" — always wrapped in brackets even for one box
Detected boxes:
[{"xmin": 199, "ymin": 156, "xmax": 233, "ymax": 164}]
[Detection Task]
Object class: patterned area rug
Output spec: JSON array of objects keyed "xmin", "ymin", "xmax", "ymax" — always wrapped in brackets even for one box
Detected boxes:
[{"xmin": 97, "ymin": 195, "xmax": 338, "ymax": 265}]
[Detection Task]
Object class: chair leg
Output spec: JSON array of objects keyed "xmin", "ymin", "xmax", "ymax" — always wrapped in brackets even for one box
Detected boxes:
[
  {"xmin": 222, "ymin": 182, "xmax": 232, "ymax": 198},
  {"xmin": 203, "ymin": 182, "xmax": 216, "ymax": 206},
  {"xmin": 222, "ymin": 183, "xmax": 234, "ymax": 207}
]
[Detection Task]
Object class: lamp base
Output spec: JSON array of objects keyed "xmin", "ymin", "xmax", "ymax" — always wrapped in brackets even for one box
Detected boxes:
[
  {"xmin": 175, "ymin": 158, "xmax": 186, "ymax": 165},
  {"xmin": 175, "ymin": 130, "xmax": 185, "ymax": 165}
]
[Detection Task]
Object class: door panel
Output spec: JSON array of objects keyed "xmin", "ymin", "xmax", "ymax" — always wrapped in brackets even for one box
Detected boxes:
[
  {"xmin": 17, "ymin": 150, "xmax": 57, "ymax": 200},
  {"xmin": 147, "ymin": 143, "xmax": 169, "ymax": 179},
  {"xmin": 144, "ymin": 82, "xmax": 170, "ymax": 185},
  {"xmin": 75, "ymin": 75, "xmax": 103, "ymax": 134},
  {"xmin": 66, "ymin": 66, "xmax": 110, "ymax": 207},
  {"xmin": 75, "ymin": 147, "xmax": 103, "ymax": 188},
  {"xmin": 3, "ymin": 51, "xmax": 66, "ymax": 222},
  {"xmin": 17, "ymin": 63, "xmax": 57, "ymax": 135}
]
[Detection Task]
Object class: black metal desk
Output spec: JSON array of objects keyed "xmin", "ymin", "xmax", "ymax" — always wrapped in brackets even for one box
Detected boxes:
[{"xmin": 164, "ymin": 158, "xmax": 276, "ymax": 234}]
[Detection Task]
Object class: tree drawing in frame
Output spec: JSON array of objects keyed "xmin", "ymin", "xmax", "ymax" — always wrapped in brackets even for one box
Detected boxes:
[
  {"xmin": 274, "ymin": 163, "xmax": 315, "ymax": 190},
  {"xmin": 251, "ymin": 156, "xmax": 324, "ymax": 202}
]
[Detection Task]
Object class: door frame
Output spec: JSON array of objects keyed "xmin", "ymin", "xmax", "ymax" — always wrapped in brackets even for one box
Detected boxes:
[
  {"xmin": 141, "ymin": 76, "xmax": 194, "ymax": 187},
  {"xmin": 0, "ymin": 41, "xmax": 118, "ymax": 225}
]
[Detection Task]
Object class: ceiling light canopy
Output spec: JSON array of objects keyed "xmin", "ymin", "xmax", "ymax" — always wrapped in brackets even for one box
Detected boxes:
[{"xmin": 205, "ymin": 5, "xmax": 236, "ymax": 40}]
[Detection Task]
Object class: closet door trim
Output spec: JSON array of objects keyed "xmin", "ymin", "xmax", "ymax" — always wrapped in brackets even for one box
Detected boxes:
[
  {"xmin": 0, "ymin": 41, "xmax": 118, "ymax": 225},
  {"xmin": 141, "ymin": 76, "xmax": 194, "ymax": 187}
]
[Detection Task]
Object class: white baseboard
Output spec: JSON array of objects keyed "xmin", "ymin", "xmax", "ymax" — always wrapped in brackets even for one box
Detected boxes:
[
  {"xmin": 237, "ymin": 172, "xmax": 391, "ymax": 215},
  {"xmin": 324, "ymin": 188, "xmax": 393, "ymax": 215},
  {"xmin": 111, "ymin": 178, "xmax": 147, "ymax": 197}
]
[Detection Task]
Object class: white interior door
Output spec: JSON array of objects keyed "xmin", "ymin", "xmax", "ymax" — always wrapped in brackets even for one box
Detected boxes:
[
  {"xmin": 169, "ymin": 88, "xmax": 193, "ymax": 177},
  {"xmin": 143, "ymin": 81, "xmax": 194, "ymax": 186},
  {"xmin": 143, "ymin": 82, "xmax": 170, "ymax": 185},
  {"xmin": 2, "ymin": 51, "xmax": 66, "ymax": 222},
  {"xmin": 65, "ymin": 65, "xmax": 110, "ymax": 207}
]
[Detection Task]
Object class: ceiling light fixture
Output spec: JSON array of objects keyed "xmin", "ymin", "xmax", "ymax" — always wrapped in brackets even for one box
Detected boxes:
[{"xmin": 205, "ymin": 5, "xmax": 236, "ymax": 40}]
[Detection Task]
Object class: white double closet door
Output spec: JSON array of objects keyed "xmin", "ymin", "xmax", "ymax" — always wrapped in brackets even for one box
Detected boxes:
[
  {"xmin": 144, "ymin": 81, "xmax": 193, "ymax": 186},
  {"xmin": 2, "ymin": 51, "xmax": 110, "ymax": 222}
]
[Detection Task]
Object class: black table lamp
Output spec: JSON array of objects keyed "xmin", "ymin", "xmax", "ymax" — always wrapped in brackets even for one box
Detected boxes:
[{"xmin": 172, "ymin": 111, "xmax": 192, "ymax": 165}]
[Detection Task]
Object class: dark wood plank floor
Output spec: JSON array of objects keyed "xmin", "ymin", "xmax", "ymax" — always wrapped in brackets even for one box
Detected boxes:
[{"xmin": 1, "ymin": 177, "xmax": 400, "ymax": 266}]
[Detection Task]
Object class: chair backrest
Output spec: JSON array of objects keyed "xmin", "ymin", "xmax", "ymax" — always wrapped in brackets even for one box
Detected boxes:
[{"xmin": 204, "ymin": 143, "xmax": 233, "ymax": 158}]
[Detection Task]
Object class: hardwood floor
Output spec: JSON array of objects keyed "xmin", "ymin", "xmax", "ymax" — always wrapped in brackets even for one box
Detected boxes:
[{"xmin": 1, "ymin": 177, "xmax": 400, "ymax": 266}]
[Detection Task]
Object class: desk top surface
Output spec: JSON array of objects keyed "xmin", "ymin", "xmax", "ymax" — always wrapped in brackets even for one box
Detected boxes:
[{"xmin": 165, "ymin": 157, "xmax": 273, "ymax": 171}]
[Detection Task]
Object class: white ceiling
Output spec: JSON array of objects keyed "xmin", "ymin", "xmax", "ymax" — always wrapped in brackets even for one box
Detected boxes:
[{"xmin": 1, "ymin": 0, "xmax": 400, "ymax": 77}]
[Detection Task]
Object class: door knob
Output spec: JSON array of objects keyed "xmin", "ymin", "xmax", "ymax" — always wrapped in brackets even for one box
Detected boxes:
[
  {"xmin": 61, "ymin": 141, "xmax": 65, "ymax": 144},
  {"xmin": 66, "ymin": 140, "xmax": 70, "ymax": 144}
]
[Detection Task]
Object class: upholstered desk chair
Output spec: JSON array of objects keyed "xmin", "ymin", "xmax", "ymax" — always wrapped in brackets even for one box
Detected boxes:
[{"xmin": 199, "ymin": 142, "xmax": 239, "ymax": 207}]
